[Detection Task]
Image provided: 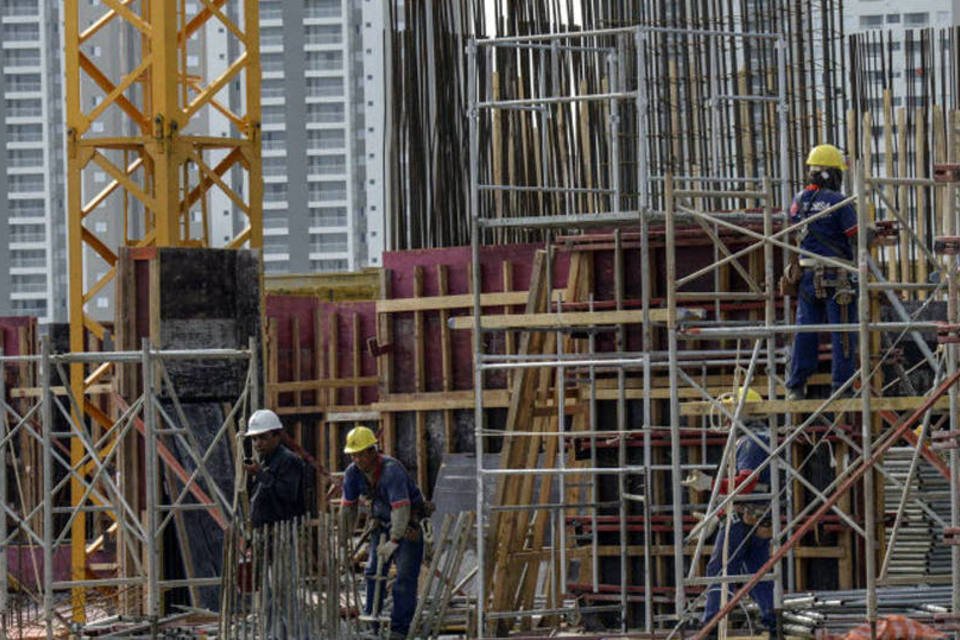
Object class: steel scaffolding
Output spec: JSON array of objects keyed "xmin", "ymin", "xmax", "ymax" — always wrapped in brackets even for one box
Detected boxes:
[
  {"xmin": 468, "ymin": 19, "xmax": 960, "ymax": 640},
  {"xmin": 0, "ymin": 342, "xmax": 255, "ymax": 638}
]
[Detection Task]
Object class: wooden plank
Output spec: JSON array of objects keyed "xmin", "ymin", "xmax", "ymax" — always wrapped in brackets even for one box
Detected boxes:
[
  {"xmin": 450, "ymin": 308, "xmax": 673, "ymax": 331},
  {"xmin": 501, "ymin": 261, "xmax": 515, "ymax": 389},
  {"xmin": 485, "ymin": 251, "xmax": 549, "ymax": 628},
  {"xmin": 292, "ymin": 315, "xmax": 301, "ymax": 409},
  {"xmin": 897, "ymin": 107, "xmax": 909, "ymax": 283},
  {"xmin": 352, "ymin": 312, "xmax": 362, "ymax": 407},
  {"xmin": 313, "ymin": 306, "xmax": 323, "ymax": 410},
  {"xmin": 412, "ymin": 266, "xmax": 428, "ymax": 493},
  {"xmin": 375, "ymin": 289, "xmax": 563, "ymax": 313},
  {"xmin": 10, "ymin": 383, "xmax": 113, "ymax": 398},
  {"xmin": 378, "ymin": 269, "xmax": 395, "ymax": 455},
  {"xmin": 373, "ymin": 390, "xmax": 510, "ymax": 412},
  {"xmin": 916, "ymin": 106, "xmax": 928, "ymax": 297},
  {"xmin": 437, "ymin": 264, "xmax": 454, "ymax": 454},
  {"xmin": 267, "ymin": 317, "xmax": 279, "ymax": 409},
  {"xmin": 680, "ymin": 395, "xmax": 955, "ymax": 416},
  {"xmin": 882, "ymin": 89, "xmax": 897, "ymax": 282},
  {"xmin": 267, "ymin": 377, "xmax": 378, "ymax": 392},
  {"xmin": 327, "ymin": 310, "xmax": 339, "ymax": 408}
]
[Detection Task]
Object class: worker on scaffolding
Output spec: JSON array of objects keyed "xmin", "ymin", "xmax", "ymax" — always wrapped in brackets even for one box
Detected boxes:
[
  {"xmin": 340, "ymin": 425, "xmax": 427, "ymax": 640},
  {"xmin": 783, "ymin": 144, "xmax": 861, "ymax": 402},
  {"xmin": 687, "ymin": 388, "xmax": 777, "ymax": 639}
]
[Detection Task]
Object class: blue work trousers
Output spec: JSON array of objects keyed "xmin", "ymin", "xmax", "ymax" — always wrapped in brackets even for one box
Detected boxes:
[
  {"xmin": 365, "ymin": 527, "xmax": 424, "ymax": 637},
  {"xmin": 786, "ymin": 270, "xmax": 857, "ymax": 391},
  {"xmin": 702, "ymin": 519, "xmax": 775, "ymax": 630}
]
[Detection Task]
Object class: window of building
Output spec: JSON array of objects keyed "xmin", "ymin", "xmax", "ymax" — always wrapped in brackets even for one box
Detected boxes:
[
  {"xmin": 2, "ymin": 22, "xmax": 39, "ymax": 41},
  {"xmin": 11, "ymin": 299, "xmax": 47, "ymax": 315},
  {"xmin": 263, "ymin": 156, "xmax": 287, "ymax": 176},
  {"xmin": 312, "ymin": 232, "xmax": 348, "ymax": 253},
  {"xmin": 310, "ymin": 206, "xmax": 347, "ymax": 227},
  {"xmin": 262, "ymin": 130, "xmax": 287, "ymax": 150},
  {"xmin": 859, "ymin": 14, "xmax": 884, "ymax": 27},
  {"xmin": 308, "ymin": 154, "xmax": 346, "ymax": 176},
  {"xmin": 9, "ymin": 199, "xmax": 44, "ymax": 218},
  {"xmin": 308, "ymin": 129, "xmax": 345, "ymax": 149},
  {"xmin": 307, "ymin": 103, "xmax": 344, "ymax": 123},
  {"xmin": 310, "ymin": 258, "xmax": 348, "ymax": 272},
  {"xmin": 11, "ymin": 248, "xmax": 46, "ymax": 268},
  {"xmin": 7, "ymin": 73, "xmax": 41, "ymax": 92},
  {"xmin": 263, "ymin": 182, "xmax": 288, "ymax": 202},
  {"xmin": 5, "ymin": 98, "xmax": 42, "ymax": 117},
  {"xmin": 306, "ymin": 77, "xmax": 344, "ymax": 98},
  {"xmin": 308, "ymin": 181, "xmax": 347, "ymax": 202},
  {"xmin": 6, "ymin": 123, "xmax": 43, "ymax": 142},
  {"xmin": 305, "ymin": 0, "xmax": 341, "ymax": 19},
  {"xmin": 2, "ymin": 1, "xmax": 39, "ymax": 18},
  {"xmin": 9, "ymin": 174, "xmax": 45, "ymax": 193},
  {"xmin": 305, "ymin": 24, "xmax": 342, "ymax": 45},
  {"xmin": 903, "ymin": 12, "xmax": 928, "ymax": 26},
  {"xmin": 262, "ymin": 104, "xmax": 285, "ymax": 124},
  {"xmin": 9, "ymin": 224, "xmax": 45, "ymax": 245},
  {"xmin": 5, "ymin": 49, "xmax": 41, "ymax": 66},
  {"xmin": 887, "ymin": 13, "xmax": 900, "ymax": 23},
  {"xmin": 261, "ymin": 26, "xmax": 284, "ymax": 48},
  {"xmin": 6, "ymin": 147, "xmax": 43, "ymax": 167},
  {"xmin": 12, "ymin": 273, "xmax": 46, "ymax": 292},
  {"xmin": 306, "ymin": 50, "xmax": 343, "ymax": 71}
]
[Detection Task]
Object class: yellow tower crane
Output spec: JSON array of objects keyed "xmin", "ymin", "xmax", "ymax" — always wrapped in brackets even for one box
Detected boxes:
[{"xmin": 63, "ymin": 1, "xmax": 261, "ymax": 621}]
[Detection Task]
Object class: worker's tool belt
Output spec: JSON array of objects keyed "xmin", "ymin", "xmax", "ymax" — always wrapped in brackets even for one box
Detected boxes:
[
  {"xmin": 373, "ymin": 500, "xmax": 436, "ymax": 542},
  {"xmin": 735, "ymin": 503, "xmax": 772, "ymax": 533},
  {"xmin": 805, "ymin": 263, "xmax": 856, "ymax": 305}
]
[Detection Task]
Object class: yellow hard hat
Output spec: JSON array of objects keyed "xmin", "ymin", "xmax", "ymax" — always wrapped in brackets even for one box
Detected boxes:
[
  {"xmin": 722, "ymin": 386, "xmax": 763, "ymax": 407},
  {"xmin": 806, "ymin": 144, "xmax": 846, "ymax": 170},
  {"xmin": 343, "ymin": 426, "xmax": 378, "ymax": 454}
]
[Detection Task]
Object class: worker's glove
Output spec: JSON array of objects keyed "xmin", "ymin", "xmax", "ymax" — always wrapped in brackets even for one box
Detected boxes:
[
  {"xmin": 376, "ymin": 538, "xmax": 399, "ymax": 564},
  {"xmin": 681, "ymin": 469, "xmax": 713, "ymax": 492}
]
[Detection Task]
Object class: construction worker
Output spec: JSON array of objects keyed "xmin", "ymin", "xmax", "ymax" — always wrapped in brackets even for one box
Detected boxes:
[
  {"xmin": 243, "ymin": 408, "xmax": 307, "ymax": 528},
  {"xmin": 340, "ymin": 426, "xmax": 426, "ymax": 640},
  {"xmin": 243, "ymin": 409, "xmax": 308, "ymax": 640},
  {"xmin": 784, "ymin": 144, "xmax": 860, "ymax": 401},
  {"xmin": 687, "ymin": 388, "xmax": 777, "ymax": 638}
]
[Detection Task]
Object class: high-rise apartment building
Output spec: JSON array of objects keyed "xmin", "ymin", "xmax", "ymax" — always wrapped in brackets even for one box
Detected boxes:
[
  {"xmin": 258, "ymin": 0, "xmax": 386, "ymax": 275},
  {"xmin": 0, "ymin": 0, "xmax": 66, "ymax": 323},
  {"xmin": 0, "ymin": 0, "xmax": 391, "ymax": 324},
  {"xmin": 845, "ymin": 0, "xmax": 956, "ymax": 108}
]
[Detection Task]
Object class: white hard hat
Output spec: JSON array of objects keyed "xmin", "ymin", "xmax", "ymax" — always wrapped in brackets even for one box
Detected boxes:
[{"xmin": 245, "ymin": 409, "xmax": 283, "ymax": 437}]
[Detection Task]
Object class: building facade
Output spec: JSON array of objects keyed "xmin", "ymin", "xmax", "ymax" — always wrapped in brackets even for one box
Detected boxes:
[
  {"xmin": 257, "ymin": 0, "xmax": 386, "ymax": 275},
  {"xmin": 0, "ymin": 0, "xmax": 66, "ymax": 323}
]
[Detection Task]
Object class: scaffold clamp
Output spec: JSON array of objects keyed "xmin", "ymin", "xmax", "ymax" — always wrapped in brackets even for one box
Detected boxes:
[
  {"xmin": 936, "ymin": 323, "xmax": 960, "ymax": 344},
  {"xmin": 934, "ymin": 163, "xmax": 960, "ymax": 183},
  {"xmin": 934, "ymin": 236, "xmax": 960, "ymax": 255}
]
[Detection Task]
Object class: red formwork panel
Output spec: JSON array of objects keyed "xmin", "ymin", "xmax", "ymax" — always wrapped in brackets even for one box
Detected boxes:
[
  {"xmin": 265, "ymin": 297, "xmax": 379, "ymax": 408},
  {"xmin": 0, "ymin": 316, "xmax": 35, "ymax": 356},
  {"xmin": 382, "ymin": 244, "xmax": 572, "ymax": 394},
  {"xmin": 1, "ymin": 316, "xmax": 36, "ymax": 392},
  {"xmin": 265, "ymin": 235, "xmax": 774, "ymax": 410}
]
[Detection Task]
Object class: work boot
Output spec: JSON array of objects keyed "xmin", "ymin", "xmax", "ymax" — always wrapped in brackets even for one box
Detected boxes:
[{"xmin": 785, "ymin": 385, "xmax": 806, "ymax": 402}]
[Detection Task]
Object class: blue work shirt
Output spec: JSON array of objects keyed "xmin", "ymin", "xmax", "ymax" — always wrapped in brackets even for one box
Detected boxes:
[
  {"xmin": 789, "ymin": 185, "xmax": 858, "ymax": 260},
  {"xmin": 342, "ymin": 454, "xmax": 425, "ymax": 525},
  {"xmin": 716, "ymin": 428, "xmax": 771, "ymax": 506}
]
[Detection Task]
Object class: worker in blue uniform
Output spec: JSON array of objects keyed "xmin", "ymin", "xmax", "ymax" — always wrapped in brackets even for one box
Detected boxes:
[
  {"xmin": 340, "ymin": 426, "xmax": 426, "ymax": 640},
  {"xmin": 687, "ymin": 389, "xmax": 776, "ymax": 638},
  {"xmin": 784, "ymin": 144, "xmax": 860, "ymax": 401}
]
